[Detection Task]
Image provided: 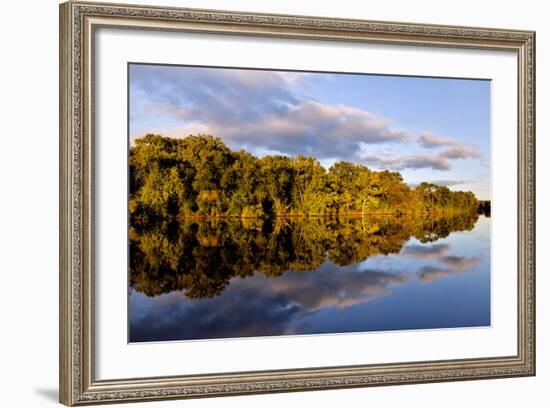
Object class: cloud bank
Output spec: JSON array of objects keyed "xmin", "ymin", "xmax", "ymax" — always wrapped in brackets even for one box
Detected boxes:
[
  {"xmin": 360, "ymin": 153, "xmax": 451, "ymax": 171},
  {"xmin": 130, "ymin": 64, "xmax": 485, "ymax": 175},
  {"xmin": 130, "ymin": 64, "xmax": 409, "ymax": 161},
  {"xmin": 361, "ymin": 130, "xmax": 482, "ymax": 172}
]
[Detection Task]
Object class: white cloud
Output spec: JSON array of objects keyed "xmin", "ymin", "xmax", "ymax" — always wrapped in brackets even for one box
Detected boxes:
[
  {"xmin": 360, "ymin": 153, "xmax": 451, "ymax": 171},
  {"xmin": 419, "ymin": 131, "xmax": 457, "ymax": 148},
  {"xmin": 130, "ymin": 64, "xmax": 410, "ymax": 161}
]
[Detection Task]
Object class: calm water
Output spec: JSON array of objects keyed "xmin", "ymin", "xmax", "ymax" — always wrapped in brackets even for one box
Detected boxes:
[{"xmin": 129, "ymin": 214, "xmax": 490, "ymax": 342}]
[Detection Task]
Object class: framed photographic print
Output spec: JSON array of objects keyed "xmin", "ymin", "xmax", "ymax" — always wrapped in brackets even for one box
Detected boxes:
[{"xmin": 59, "ymin": 1, "xmax": 536, "ymax": 405}]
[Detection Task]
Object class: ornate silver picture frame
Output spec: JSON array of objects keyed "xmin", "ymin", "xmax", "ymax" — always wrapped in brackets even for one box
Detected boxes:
[{"xmin": 59, "ymin": 1, "xmax": 535, "ymax": 405}]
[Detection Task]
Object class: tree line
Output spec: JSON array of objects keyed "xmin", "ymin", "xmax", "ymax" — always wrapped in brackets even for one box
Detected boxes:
[{"xmin": 130, "ymin": 134, "xmax": 480, "ymax": 221}]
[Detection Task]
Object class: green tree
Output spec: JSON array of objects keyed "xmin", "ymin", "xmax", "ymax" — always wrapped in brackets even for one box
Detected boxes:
[{"xmin": 129, "ymin": 134, "xmax": 480, "ymax": 220}]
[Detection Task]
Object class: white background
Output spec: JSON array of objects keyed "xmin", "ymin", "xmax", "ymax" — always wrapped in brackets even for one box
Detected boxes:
[
  {"xmin": 0, "ymin": 0, "xmax": 546, "ymax": 407},
  {"xmin": 96, "ymin": 29, "xmax": 518, "ymax": 379}
]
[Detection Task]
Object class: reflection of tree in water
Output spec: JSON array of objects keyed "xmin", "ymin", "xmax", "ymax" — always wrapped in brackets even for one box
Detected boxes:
[{"xmin": 129, "ymin": 212, "xmax": 479, "ymax": 299}]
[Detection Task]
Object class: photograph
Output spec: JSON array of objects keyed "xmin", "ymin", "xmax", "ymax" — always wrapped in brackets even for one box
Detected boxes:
[
  {"xmin": 127, "ymin": 63, "xmax": 492, "ymax": 343},
  {"xmin": 57, "ymin": 2, "xmax": 536, "ymax": 404}
]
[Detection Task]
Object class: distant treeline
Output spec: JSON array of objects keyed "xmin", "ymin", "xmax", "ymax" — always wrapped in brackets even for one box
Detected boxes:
[
  {"xmin": 130, "ymin": 134, "xmax": 479, "ymax": 220},
  {"xmin": 478, "ymin": 200, "xmax": 491, "ymax": 216}
]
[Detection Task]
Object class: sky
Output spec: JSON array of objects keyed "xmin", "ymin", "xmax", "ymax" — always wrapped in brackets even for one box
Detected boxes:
[{"xmin": 129, "ymin": 63, "xmax": 491, "ymax": 200}]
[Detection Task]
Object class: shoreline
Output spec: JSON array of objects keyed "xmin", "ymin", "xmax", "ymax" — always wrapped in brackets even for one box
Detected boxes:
[{"xmin": 173, "ymin": 210, "xmax": 480, "ymax": 222}]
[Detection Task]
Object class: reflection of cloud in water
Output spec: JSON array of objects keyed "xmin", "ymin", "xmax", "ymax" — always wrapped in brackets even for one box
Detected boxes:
[
  {"xmin": 234, "ymin": 262, "xmax": 410, "ymax": 311},
  {"xmin": 401, "ymin": 242, "xmax": 481, "ymax": 284},
  {"xmin": 439, "ymin": 255, "xmax": 480, "ymax": 270},
  {"xmin": 129, "ymin": 262, "xmax": 410, "ymax": 342},
  {"xmin": 417, "ymin": 256, "xmax": 480, "ymax": 283},
  {"xmin": 401, "ymin": 243, "xmax": 450, "ymax": 259}
]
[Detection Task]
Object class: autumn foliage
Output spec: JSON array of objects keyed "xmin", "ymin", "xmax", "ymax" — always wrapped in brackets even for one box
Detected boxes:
[{"xmin": 129, "ymin": 134, "xmax": 479, "ymax": 221}]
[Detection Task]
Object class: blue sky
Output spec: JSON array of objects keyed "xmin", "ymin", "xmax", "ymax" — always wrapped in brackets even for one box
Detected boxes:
[{"xmin": 129, "ymin": 63, "xmax": 491, "ymax": 200}]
